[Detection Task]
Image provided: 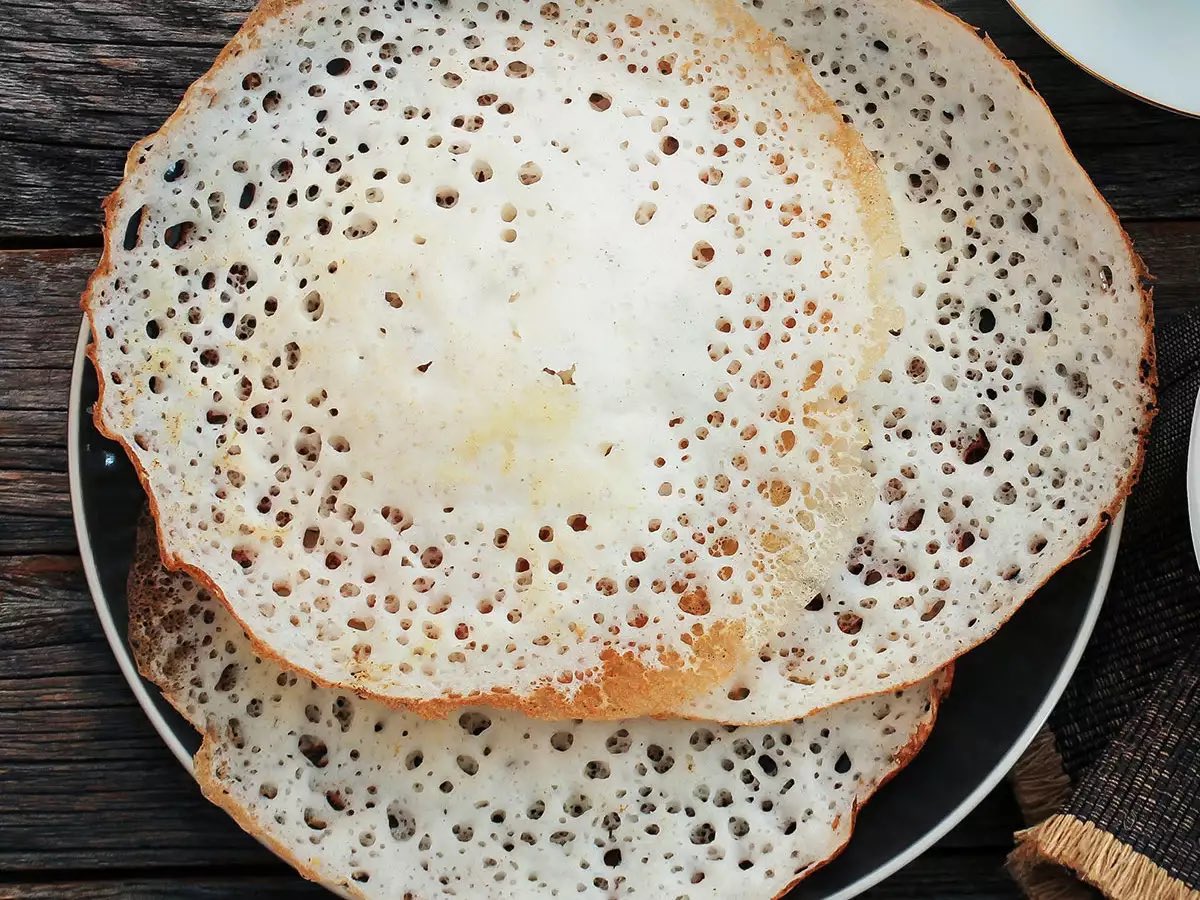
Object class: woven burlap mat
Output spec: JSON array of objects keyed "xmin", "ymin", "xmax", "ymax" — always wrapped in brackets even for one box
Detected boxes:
[{"xmin": 1009, "ymin": 311, "xmax": 1200, "ymax": 899}]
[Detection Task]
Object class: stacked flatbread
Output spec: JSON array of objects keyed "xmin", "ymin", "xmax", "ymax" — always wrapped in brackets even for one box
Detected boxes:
[{"xmin": 87, "ymin": 0, "xmax": 1154, "ymax": 894}]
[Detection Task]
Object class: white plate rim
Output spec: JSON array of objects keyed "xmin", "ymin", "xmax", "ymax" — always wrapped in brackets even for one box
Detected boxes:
[
  {"xmin": 68, "ymin": 316, "xmax": 358, "ymax": 897},
  {"xmin": 68, "ymin": 315, "xmax": 1122, "ymax": 898},
  {"xmin": 826, "ymin": 511, "xmax": 1118, "ymax": 898},
  {"xmin": 69, "ymin": 316, "xmax": 194, "ymax": 771}
]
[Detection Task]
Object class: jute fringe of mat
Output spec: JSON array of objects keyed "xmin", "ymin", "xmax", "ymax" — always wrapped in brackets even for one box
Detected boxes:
[
  {"xmin": 1010, "ymin": 815, "xmax": 1200, "ymax": 900},
  {"xmin": 1009, "ymin": 729, "xmax": 1200, "ymax": 900}
]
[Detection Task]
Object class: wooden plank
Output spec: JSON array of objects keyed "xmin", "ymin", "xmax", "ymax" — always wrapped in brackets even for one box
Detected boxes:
[
  {"xmin": 863, "ymin": 850, "xmax": 1022, "ymax": 898},
  {"xmin": 1134, "ymin": 221, "xmax": 1200, "ymax": 322},
  {"xmin": 0, "ymin": 250, "xmax": 88, "ymax": 548},
  {"xmin": 0, "ymin": 471, "xmax": 71, "ymax": 518},
  {"xmin": 0, "ymin": 875, "xmax": 327, "ymax": 898},
  {"xmin": 0, "ymin": 0, "xmax": 1198, "ymax": 237},
  {"xmin": 0, "ymin": 248, "xmax": 89, "ymax": 487},
  {"xmin": 0, "ymin": 519, "xmax": 77, "ymax": 556},
  {"xmin": 0, "ymin": 557, "xmax": 125, "ymax": 668},
  {"xmin": 0, "ymin": 369, "xmax": 71, "ymax": 412},
  {"xmin": 0, "ymin": 556, "xmax": 280, "ymax": 870},
  {"xmin": 0, "ymin": 853, "xmax": 1024, "ymax": 898},
  {"xmin": 0, "ymin": 413, "xmax": 66, "ymax": 473},
  {"xmin": 0, "ymin": 40, "xmax": 222, "ymax": 149},
  {"xmin": 0, "ymin": 0, "xmax": 245, "ymax": 45},
  {"xmin": 0, "ymin": 469, "xmax": 74, "ymax": 555},
  {"xmin": 1, "ymin": 250, "xmax": 91, "ymax": 370}
]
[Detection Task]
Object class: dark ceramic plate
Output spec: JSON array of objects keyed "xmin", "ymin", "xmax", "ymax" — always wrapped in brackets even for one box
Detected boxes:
[{"xmin": 68, "ymin": 320, "xmax": 1118, "ymax": 899}]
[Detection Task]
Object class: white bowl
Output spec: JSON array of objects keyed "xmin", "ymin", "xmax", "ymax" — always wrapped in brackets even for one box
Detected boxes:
[
  {"xmin": 1009, "ymin": 0, "xmax": 1200, "ymax": 117},
  {"xmin": 1188, "ymin": 388, "xmax": 1200, "ymax": 567}
]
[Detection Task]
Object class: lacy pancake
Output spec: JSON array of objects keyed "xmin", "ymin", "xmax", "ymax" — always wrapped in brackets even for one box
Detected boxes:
[
  {"xmin": 126, "ymin": 515, "xmax": 947, "ymax": 898},
  {"xmin": 86, "ymin": 0, "xmax": 902, "ymax": 717},
  {"xmin": 670, "ymin": 0, "xmax": 1154, "ymax": 722}
]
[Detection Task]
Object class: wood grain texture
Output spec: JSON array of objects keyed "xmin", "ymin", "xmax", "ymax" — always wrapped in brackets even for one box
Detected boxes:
[
  {"xmin": 0, "ymin": 854, "xmax": 1025, "ymax": 899},
  {"xmin": 0, "ymin": 876, "xmax": 329, "ymax": 899},
  {"xmin": 0, "ymin": 851, "xmax": 1025, "ymax": 899},
  {"xmin": 0, "ymin": 250, "xmax": 90, "ymax": 552},
  {"xmin": 0, "ymin": 556, "xmax": 284, "ymax": 871}
]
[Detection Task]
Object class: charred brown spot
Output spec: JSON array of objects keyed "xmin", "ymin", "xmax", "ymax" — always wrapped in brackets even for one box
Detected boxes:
[
  {"xmin": 920, "ymin": 599, "xmax": 945, "ymax": 622},
  {"xmin": 298, "ymin": 734, "xmax": 329, "ymax": 767},
  {"xmin": 837, "ymin": 613, "xmax": 863, "ymax": 635},
  {"xmin": 163, "ymin": 221, "xmax": 195, "ymax": 250},
  {"xmin": 678, "ymin": 588, "xmax": 710, "ymax": 616},
  {"xmin": 962, "ymin": 430, "xmax": 990, "ymax": 464},
  {"xmin": 123, "ymin": 205, "xmax": 147, "ymax": 251}
]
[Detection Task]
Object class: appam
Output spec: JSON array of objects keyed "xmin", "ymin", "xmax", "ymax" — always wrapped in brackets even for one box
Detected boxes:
[
  {"xmin": 125, "ymin": 515, "xmax": 948, "ymax": 898},
  {"xmin": 86, "ymin": 0, "xmax": 902, "ymax": 718},
  {"xmin": 668, "ymin": 0, "xmax": 1155, "ymax": 722},
  {"xmin": 86, "ymin": 0, "xmax": 1155, "ymax": 730}
]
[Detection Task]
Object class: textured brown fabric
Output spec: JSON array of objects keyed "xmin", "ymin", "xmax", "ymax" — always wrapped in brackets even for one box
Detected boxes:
[
  {"xmin": 1011, "ymin": 311, "xmax": 1200, "ymax": 898},
  {"xmin": 1012, "ymin": 729, "xmax": 1072, "ymax": 827}
]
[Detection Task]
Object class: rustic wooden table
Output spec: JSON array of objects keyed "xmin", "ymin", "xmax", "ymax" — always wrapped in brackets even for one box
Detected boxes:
[{"xmin": 1, "ymin": 1, "xmax": 1198, "ymax": 897}]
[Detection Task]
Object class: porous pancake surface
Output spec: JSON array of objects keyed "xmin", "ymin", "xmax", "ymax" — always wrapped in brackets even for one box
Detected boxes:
[
  {"xmin": 674, "ymin": 0, "xmax": 1153, "ymax": 722},
  {"xmin": 127, "ymin": 517, "xmax": 945, "ymax": 898},
  {"xmin": 87, "ymin": 0, "xmax": 899, "ymax": 717}
]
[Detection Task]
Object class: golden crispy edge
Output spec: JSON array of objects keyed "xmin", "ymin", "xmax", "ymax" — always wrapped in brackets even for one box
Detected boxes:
[
  {"xmin": 193, "ymin": 739, "xmax": 369, "ymax": 900},
  {"xmin": 128, "ymin": 510, "xmax": 950, "ymax": 898},
  {"xmin": 127, "ymin": 509, "xmax": 203, "ymax": 727},
  {"xmin": 768, "ymin": 664, "xmax": 954, "ymax": 899},
  {"xmin": 86, "ymin": 0, "xmax": 902, "ymax": 722},
  {"xmin": 127, "ymin": 513, "xmax": 363, "ymax": 897}
]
